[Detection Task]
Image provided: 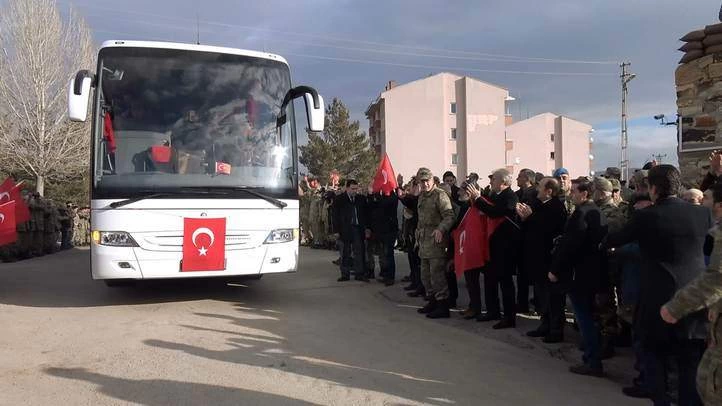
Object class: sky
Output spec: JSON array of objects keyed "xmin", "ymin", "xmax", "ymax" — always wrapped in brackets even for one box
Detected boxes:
[{"xmin": 56, "ymin": 0, "xmax": 722, "ymax": 172}]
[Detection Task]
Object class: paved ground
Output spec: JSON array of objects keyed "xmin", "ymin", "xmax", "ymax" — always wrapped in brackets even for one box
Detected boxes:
[{"xmin": 0, "ymin": 247, "xmax": 644, "ymax": 405}]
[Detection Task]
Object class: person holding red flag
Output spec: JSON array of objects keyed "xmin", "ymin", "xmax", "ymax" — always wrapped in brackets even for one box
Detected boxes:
[
  {"xmin": 467, "ymin": 168, "xmax": 521, "ymax": 329},
  {"xmin": 371, "ymin": 153, "xmax": 398, "ymax": 195},
  {"xmin": 448, "ymin": 185, "xmax": 483, "ymax": 319}
]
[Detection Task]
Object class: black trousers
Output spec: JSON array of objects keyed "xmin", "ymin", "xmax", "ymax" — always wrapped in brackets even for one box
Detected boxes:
[
  {"xmin": 340, "ymin": 227, "xmax": 366, "ymax": 278},
  {"xmin": 464, "ymin": 268, "xmax": 482, "ymax": 312},
  {"xmin": 407, "ymin": 247, "xmax": 423, "ymax": 291},
  {"xmin": 446, "ymin": 269, "xmax": 458, "ymax": 303},
  {"xmin": 643, "ymin": 338, "xmax": 705, "ymax": 406},
  {"xmin": 516, "ymin": 261, "xmax": 530, "ymax": 311},
  {"xmin": 533, "ymin": 279, "xmax": 565, "ymax": 335},
  {"xmin": 484, "ymin": 266, "xmax": 516, "ymax": 320}
]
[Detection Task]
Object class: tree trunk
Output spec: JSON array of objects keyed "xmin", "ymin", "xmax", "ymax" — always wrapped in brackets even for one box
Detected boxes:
[{"xmin": 35, "ymin": 174, "xmax": 44, "ymax": 196}]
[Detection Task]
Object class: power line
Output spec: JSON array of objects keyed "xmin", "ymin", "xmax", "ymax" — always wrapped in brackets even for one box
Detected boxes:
[
  {"xmin": 257, "ymin": 37, "xmax": 618, "ymax": 66},
  {"xmin": 278, "ymin": 52, "xmax": 617, "ymax": 77},
  {"xmin": 89, "ymin": 28, "xmax": 616, "ymax": 77},
  {"xmin": 61, "ymin": 0, "xmax": 618, "ymax": 65}
]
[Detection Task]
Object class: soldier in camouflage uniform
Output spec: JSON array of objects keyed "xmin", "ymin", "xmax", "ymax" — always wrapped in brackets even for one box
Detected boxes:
[
  {"xmin": 662, "ymin": 183, "xmax": 722, "ymax": 406},
  {"xmin": 43, "ymin": 199, "xmax": 59, "ymax": 254},
  {"xmin": 29, "ymin": 193, "xmax": 45, "ymax": 257},
  {"xmin": 553, "ymin": 168, "xmax": 575, "ymax": 216},
  {"xmin": 593, "ymin": 177, "xmax": 628, "ymax": 358},
  {"xmin": 307, "ymin": 188, "xmax": 322, "ymax": 247},
  {"xmin": 406, "ymin": 168, "xmax": 455, "ymax": 318},
  {"xmin": 76, "ymin": 208, "xmax": 91, "ymax": 246}
]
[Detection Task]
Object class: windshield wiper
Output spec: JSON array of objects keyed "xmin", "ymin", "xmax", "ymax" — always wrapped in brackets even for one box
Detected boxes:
[
  {"xmin": 181, "ymin": 187, "xmax": 288, "ymax": 209},
  {"xmin": 108, "ymin": 192, "xmax": 172, "ymax": 209}
]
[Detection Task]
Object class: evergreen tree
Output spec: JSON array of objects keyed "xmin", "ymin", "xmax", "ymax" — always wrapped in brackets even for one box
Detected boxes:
[{"xmin": 299, "ymin": 98, "xmax": 377, "ymax": 187}]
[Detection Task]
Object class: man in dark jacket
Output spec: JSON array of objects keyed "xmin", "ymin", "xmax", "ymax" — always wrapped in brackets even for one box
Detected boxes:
[
  {"xmin": 443, "ymin": 171, "xmax": 461, "ymax": 204},
  {"xmin": 607, "ymin": 165, "xmax": 712, "ymax": 405},
  {"xmin": 467, "ymin": 168, "xmax": 520, "ymax": 329},
  {"xmin": 333, "ymin": 179, "xmax": 368, "ymax": 282},
  {"xmin": 550, "ymin": 177, "xmax": 607, "ymax": 377},
  {"xmin": 366, "ymin": 190, "xmax": 399, "ymax": 285},
  {"xmin": 518, "ymin": 177, "xmax": 568, "ymax": 342},
  {"xmin": 515, "ymin": 168, "xmax": 540, "ymax": 312}
]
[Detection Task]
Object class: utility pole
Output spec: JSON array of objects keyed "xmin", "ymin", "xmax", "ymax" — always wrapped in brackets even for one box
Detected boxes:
[{"xmin": 620, "ymin": 62, "xmax": 636, "ymax": 182}]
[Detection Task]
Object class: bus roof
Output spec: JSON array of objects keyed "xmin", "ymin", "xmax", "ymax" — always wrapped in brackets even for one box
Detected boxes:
[{"xmin": 99, "ymin": 40, "xmax": 289, "ymax": 65}]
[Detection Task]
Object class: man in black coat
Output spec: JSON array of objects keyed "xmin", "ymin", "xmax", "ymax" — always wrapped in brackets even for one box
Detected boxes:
[
  {"xmin": 515, "ymin": 168, "xmax": 540, "ymax": 312},
  {"xmin": 443, "ymin": 171, "xmax": 461, "ymax": 204},
  {"xmin": 607, "ymin": 165, "xmax": 712, "ymax": 405},
  {"xmin": 366, "ymin": 190, "xmax": 399, "ymax": 285},
  {"xmin": 517, "ymin": 177, "xmax": 568, "ymax": 342},
  {"xmin": 333, "ymin": 179, "xmax": 369, "ymax": 282},
  {"xmin": 549, "ymin": 177, "xmax": 607, "ymax": 377},
  {"xmin": 467, "ymin": 168, "xmax": 520, "ymax": 329}
]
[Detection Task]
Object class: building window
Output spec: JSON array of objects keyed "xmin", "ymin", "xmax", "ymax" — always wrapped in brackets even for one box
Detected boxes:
[
  {"xmin": 450, "ymin": 102, "xmax": 457, "ymax": 114},
  {"xmin": 451, "ymin": 128, "xmax": 457, "ymax": 140},
  {"xmin": 550, "ymin": 133, "xmax": 555, "ymax": 142},
  {"xmin": 550, "ymin": 151, "xmax": 555, "ymax": 160},
  {"xmin": 451, "ymin": 153, "xmax": 458, "ymax": 165}
]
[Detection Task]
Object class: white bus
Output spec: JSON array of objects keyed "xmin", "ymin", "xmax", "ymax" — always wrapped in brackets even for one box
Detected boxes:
[{"xmin": 68, "ymin": 40, "xmax": 324, "ymax": 286}]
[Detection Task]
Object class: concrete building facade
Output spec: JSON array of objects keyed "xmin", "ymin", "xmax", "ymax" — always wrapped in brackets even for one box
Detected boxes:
[
  {"xmin": 505, "ymin": 113, "xmax": 593, "ymax": 178},
  {"xmin": 366, "ymin": 73, "xmax": 592, "ymax": 184}
]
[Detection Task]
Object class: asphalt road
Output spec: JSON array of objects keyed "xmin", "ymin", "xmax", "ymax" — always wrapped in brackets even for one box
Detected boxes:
[{"xmin": 0, "ymin": 247, "xmax": 644, "ymax": 405}]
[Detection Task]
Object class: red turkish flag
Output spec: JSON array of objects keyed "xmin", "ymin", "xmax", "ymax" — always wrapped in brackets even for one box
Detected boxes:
[
  {"xmin": 452, "ymin": 203, "xmax": 505, "ymax": 278},
  {"xmin": 371, "ymin": 153, "xmax": 398, "ymax": 195},
  {"xmin": 182, "ymin": 217, "xmax": 226, "ymax": 271},
  {"xmin": 215, "ymin": 162, "xmax": 232, "ymax": 175},
  {"xmin": 0, "ymin": 201, "xmax": 17, "ymax": 246},
  {"xmin": 0, "ymin": 178, "xmax": 30, "ymax": 224}
]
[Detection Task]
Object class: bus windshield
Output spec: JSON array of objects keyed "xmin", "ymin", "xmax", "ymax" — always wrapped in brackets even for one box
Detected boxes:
[{"xmin": 93, "ymin": 47, "xmax": 297, "ymax": 199}]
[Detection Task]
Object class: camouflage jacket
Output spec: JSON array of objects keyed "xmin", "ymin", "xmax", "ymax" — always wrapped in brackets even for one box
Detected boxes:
[
  {"xmin": 561, "ymin": 194, "xmax": 575, "ymax": 218},
  {"xmin": 415, "ymin": 187, "xmax": 455, "ymax": 259},
  {"xmin": 666, "ymin": 224, "xmax": 722, "ymax": 354},
  {"xmin": 597, "ymin": 199, "xmax": 627, "ymax": 235}
]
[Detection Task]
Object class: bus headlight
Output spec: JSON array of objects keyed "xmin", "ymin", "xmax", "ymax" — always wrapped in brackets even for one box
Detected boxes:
[
  {"xmin": 264, "ymin": 229, "xmax": 296, "ymax": 244},
  {"xmin": 94, "ymin": 231, "xmax": 139, "ymax": 247}
]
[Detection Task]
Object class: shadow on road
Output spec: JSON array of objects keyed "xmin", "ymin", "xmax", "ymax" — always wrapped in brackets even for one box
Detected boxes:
[
  {"xmin": 45, "ymin": 367, "xmax": 317, "ymax": 406},
  {"xmin": 140, "ymin": 307, "xmax": 453, "ymax": 405},
  {"xmin": 0, "ymin": 248, "xmax": 263, "ymax": 308}
]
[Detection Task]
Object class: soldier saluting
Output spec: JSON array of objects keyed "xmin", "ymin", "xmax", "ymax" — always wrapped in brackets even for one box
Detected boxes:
[{"xmin": 402, "ymin": 168, "xmax": 455, "ymax": 319}]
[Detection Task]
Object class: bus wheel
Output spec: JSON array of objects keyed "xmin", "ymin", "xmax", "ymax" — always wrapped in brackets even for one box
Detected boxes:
[{"xmin": 104, "ymin": 279, "xmax": 134, "ymax": 287}]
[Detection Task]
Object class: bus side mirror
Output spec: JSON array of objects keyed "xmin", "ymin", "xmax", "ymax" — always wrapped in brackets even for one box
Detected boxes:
[
  {"xmin": 68, "ymin": 70, "xmax": 94, "ymax": 122},
  {"xmin": 304, "ymin": 93, "xmax": 324, "ymax": 132}
]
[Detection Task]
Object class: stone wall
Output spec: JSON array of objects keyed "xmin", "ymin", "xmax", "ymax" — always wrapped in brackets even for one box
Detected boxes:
[{"xmin": 677, "ymin": 49, "xmax": 722, "ymax": 186}]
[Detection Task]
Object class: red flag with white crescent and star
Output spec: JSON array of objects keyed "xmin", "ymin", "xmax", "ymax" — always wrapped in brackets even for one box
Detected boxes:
[
  {"xmin": 181, "ymin": 217, "xmax": 226, "ymax": 271},
  {"xmin": 0, "ymin": 201, "xmax": 17, "ymax": 246},
  {"xmin": 451, "ymin": 200, "xmax": 506, "ymax": 278},
  {"xmin": 0, "ymin": 178, "xmax": 30, "ymax": 224},
  {"xmin": 371, "ymin": 153, "xmax": 398, "ymax": 195}
]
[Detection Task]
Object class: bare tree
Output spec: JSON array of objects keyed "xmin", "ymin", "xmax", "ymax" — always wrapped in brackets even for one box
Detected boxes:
[{"xmin": 0, "ymin": 0, "xmax": 94, "ymax": 195}]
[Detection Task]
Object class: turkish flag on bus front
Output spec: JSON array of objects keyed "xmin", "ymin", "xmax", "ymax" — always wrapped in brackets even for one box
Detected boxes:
[{"xmin": 181, "ymin": 217, "xmax": 226, "ymax": 271}]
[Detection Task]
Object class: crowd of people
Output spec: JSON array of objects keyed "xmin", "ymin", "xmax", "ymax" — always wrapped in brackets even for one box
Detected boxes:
[
  {"xmin": 0, "ymin": 192, "xmax": 91, "ymax": 263},
  {"xmin": 301, "ymin": 155, "xmax": 722, "ymax": 406}
]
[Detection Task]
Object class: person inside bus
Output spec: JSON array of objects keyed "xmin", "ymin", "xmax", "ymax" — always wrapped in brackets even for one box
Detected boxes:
[{"xmin": 132, "ymin": 139, "xmax": 175, "ymax": 173}]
